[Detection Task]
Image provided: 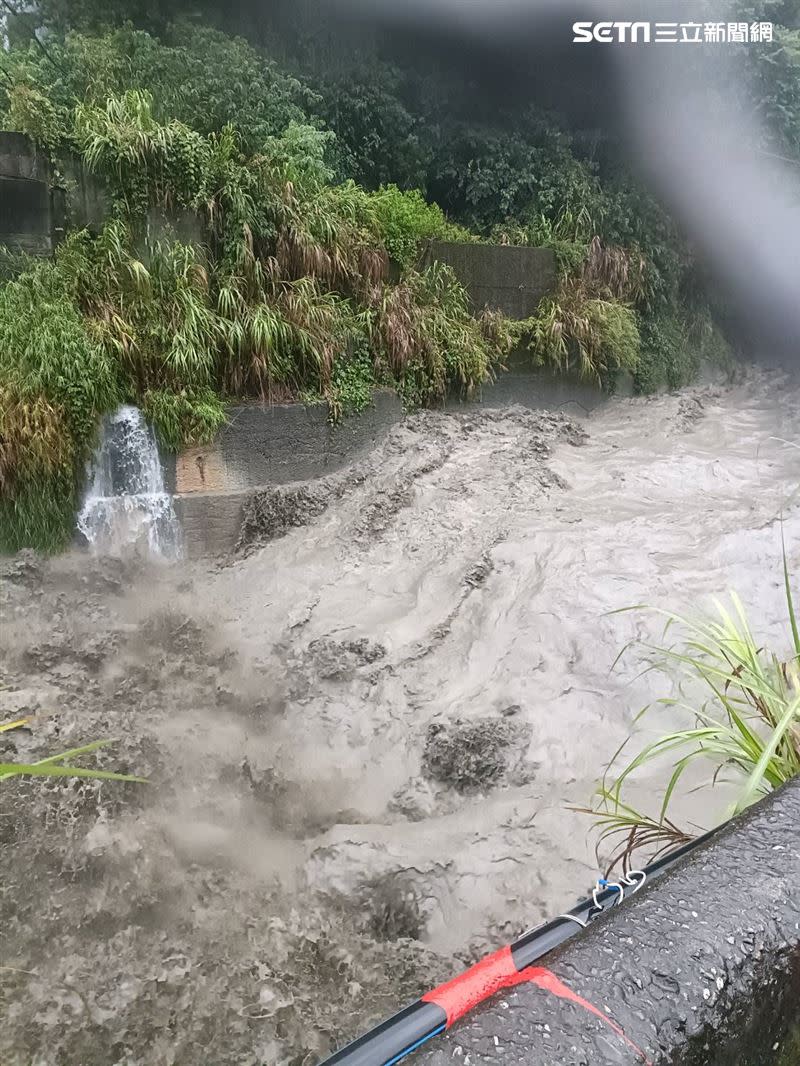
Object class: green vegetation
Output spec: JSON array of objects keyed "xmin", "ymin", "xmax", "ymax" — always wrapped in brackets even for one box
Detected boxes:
[
  {"xmin": 0, "ymin": 255, "xmax": 121, "ymax": 551},
  {"xmin": 590, "ymin": 550, "xmax": 800, "ymax": 871},
  {"xmin": 775, "ymin": 1024, "xmax": 800, "ymax": 1066},
  {"xmin": 520, "ymin": 229, "xmax": 645, "ymax": 382},
  {"xmin": 370, "ymin": 186, "xmax": 476, "ymax": 271},
  {"xmin": 0, "ymin": 79, "xmax": 510, "ymax": 548},
  {"xmin": 3, "ymin": 1, "xmax": 797, "ymax": 550},
  {"xmin": 0, "ymin": 719, "xmax": 145, "ymax": 784}
]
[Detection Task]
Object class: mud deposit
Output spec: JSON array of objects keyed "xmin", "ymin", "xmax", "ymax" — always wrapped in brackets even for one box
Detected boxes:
[{"xmin": 2, "ymin": 376, "xmax": 799, "ymax": 1065}]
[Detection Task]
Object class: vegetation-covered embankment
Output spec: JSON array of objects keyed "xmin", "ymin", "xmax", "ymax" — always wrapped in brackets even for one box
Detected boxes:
[{"xmin": 3, "ymin": 2, "xmax": 798, "ymax": 550}]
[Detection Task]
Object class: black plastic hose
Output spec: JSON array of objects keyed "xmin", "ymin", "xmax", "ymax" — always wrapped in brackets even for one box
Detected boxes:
[{"xmin": 319, "ymin": 827, "xmax": 719, "ymax": 1066}]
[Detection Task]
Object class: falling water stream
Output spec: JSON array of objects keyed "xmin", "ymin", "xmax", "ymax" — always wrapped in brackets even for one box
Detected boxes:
[{"xmin": 77, "ymin": 405, "xmax": 183, "ymax": 559}]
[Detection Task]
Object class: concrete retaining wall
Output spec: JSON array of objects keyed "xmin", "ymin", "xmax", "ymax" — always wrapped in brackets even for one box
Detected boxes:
[
  {"xmin": 0, "ymin": 131, "xmax": 108, "ymax": 253},
  {"xmin": 0, "ymin": 132, "xmax": 44, "ymax": 181},
  {"xmin": 0, "ymin": 133, "xmax": 52, "ymax": 255},
  {"xmin": 417, "ymin": 776, "xmax": 800, "ymax": 1066},
  {"xmin": 0, "ymin": 173, "xmax": 53, "ymax": 255},
  {"xmin": 466, "ymin": 355, "xmax": 631, "ymax": 413},
  {"xmin": 171, "ymin": 390, "xmax": 403, "ymax": 557},
  {"xmin": 165, "ymin": 390, "xmax": 402, "ymax": 495},
  {"xmin": 423, "ymin": 241, "xmax": 556, "ymax": 319},
  {"xmin": 169, "ymin": 370, "xmax": 625, "ymax": 558}
]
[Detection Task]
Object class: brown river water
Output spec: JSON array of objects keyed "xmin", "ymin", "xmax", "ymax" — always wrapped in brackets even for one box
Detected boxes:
[{"xmin": 2, "ymin": 369, "xmax": 798, "ymax": 1065}]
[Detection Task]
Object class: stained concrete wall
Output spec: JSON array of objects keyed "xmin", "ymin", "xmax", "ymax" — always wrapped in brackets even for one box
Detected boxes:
[
  {"xmin": 171, "ymin": 390, "xmax": 403, "ymax": 557},
  {"xmin": 169, "ymin": 371, "xmax": 625, "ymax": 558},
  {"xmin": 423, "ymin": 241, "xmax": 556, "ymax": 319},
  {"xmin": 416, "ymin": 776, "xmax": 800, "ymax": 1066},
  {"xmin": 164, "ymin": 390, "xmax": 402, "ymax": 495},
  {"xmin": 173, "ymin": 489, "xmax": 252, "ymax": 560},
  {"xmin": 0, "ymin": 174, "xmax": 53, "ymax": 255},
  {"xmin": 0, "ymin": 132, "xmax": 49, "ymax": 181},
  {"xmin": 0, "ymin": 133, "xmax": 53, "ymax": 255},
  {"xmin": 462, "ymin": 353, "xmax": 632, "ymax": 413},
  {"xmin": 0, "ymin": 131, "xmax": 108, "ymax": 253}
]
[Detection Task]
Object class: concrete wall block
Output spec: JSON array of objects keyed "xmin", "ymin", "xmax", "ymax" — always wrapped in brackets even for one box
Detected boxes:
[
  {"xmin": 173, "ymin": 490, "xmax": 248, "ymax": 559},
  {"xmin": 168, "ymin": 390, "xmax": 403, "ymax": 495},
  {"xmin": 0, "ymin": 131, "xmax": 50, "ymax": 182},
  {"xmin": 0, "ymin": 174, "xmax": 52, "ymax": 255},
  {"xmin": 425, "ymin": 241, "xmax": 556, "ymax": 319},
  {"xmin": 0, "ymin": 132, "xmax": 111, "ymax": 250}
]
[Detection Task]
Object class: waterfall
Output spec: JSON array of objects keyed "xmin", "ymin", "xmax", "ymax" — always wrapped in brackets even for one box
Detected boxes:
[{"xmin": 77, "ymin": 406, "xmax": 183, "ymax": 560}]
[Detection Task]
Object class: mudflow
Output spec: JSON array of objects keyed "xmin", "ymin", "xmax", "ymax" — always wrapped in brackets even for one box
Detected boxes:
[{"xmin": 2, "ymin": 370, "xmax": 798, "ymax": 1065}]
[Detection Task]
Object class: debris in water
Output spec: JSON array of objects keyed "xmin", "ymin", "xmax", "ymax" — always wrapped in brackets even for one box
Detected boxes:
[{"xmin": 422, "ymin": 717, "xmax": 533, "ymax": 794}]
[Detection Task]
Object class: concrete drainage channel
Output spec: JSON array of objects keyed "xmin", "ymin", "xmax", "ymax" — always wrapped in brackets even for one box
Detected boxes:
[{"xmin": 412, "ymin": 778, "xmax": 800, "ymax": 1066}]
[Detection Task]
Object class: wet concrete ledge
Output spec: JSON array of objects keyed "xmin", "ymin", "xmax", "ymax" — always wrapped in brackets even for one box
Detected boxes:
[{"xmin": 416, "ymin": 776, "xmax": 800, "ymax": 1066}]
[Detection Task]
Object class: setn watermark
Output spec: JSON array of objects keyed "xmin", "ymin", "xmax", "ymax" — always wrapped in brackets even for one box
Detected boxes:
[{"xmin": 573, "ymin": 21, "xmax": 774, "ymax": 44}]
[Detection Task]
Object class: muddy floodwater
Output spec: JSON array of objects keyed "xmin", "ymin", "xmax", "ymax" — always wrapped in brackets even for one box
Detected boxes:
[{"xmin": 2, "ymin": 371, "xmax": 799, "ymax": 1065}]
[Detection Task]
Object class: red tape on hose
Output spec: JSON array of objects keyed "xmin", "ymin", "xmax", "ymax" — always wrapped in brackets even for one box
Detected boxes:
[
  {"xmin": 421, "ymin": 945, "xmax": 652, "ymax": 1064},
  {"xmin": 421, "ymin": 946, "xmax": 520, "ymax": 1025}
]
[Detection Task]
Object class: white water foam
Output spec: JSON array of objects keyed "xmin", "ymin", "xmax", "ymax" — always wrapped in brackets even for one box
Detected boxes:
[{"xmin": 77, "ymin": 405, "xmax": 183, "ymax": 560}]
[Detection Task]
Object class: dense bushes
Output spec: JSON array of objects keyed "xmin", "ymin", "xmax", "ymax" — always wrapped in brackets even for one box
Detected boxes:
[
  {"xmin": 3, "ymin": 5, "xmax": 779, "ymax": 550},
  {"xmin": 0, "ymin": 80, "xmax": 513, "ymax": 549},
  {"xmin": 369, "ymin": 186, "xmax": 476, "ymax": 270},
  {"xmin": 0, "ymin": 258, "xmax": 120, "ymax": 550},
  {"xmin": 1, "ymin": 23, "xmax": 319, "ymax": 152}
]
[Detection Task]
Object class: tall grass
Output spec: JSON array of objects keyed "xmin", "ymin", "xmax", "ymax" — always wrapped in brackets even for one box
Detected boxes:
[
  {"xmin": 0, "ymin": 721, "xmax": 145, "ymax": 785},
  {"xmin": 527, "ymin": 293, "xmax": 640, "ymax": 382},
  {"xmin": 1, "ymin": 83, "xmax": 662, "ymax": 551},
  {"xmin": 509, "ymin": 213, "xmax": 647, "ymax": 384},
  {"xmin": 66, "ymin": 92, "xmax": 505, "ymax": 416},
  {"xmin": 364, "ymin": 263, "xmax": 506, "ymax": 407},
  {"xmin": 0, "ymin": 258, "xmax": 121, "ymax": 552},
  {"xmin": 589, "ymin": 550, "xmax": 800, "ymax": 871}
]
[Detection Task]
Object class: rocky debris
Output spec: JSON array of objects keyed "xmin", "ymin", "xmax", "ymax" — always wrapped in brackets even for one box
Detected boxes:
[
  {"xmin": 238, "ymin": 481, "xmax": 335, "ymax": 549},
  {"xmin": 308, "ymin": 637, "xmax": 386, "ymax": 680},
  {"xmin": 674, "ymin": 393, "xmax": 706, "ymax": 432},
  {"xmin": 362, "ymin": 874, "xmax": 425, "ymax": 942},
  {"xmin": 421, "ymin": 716, "xmax": 533, "ymax": 794}
]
